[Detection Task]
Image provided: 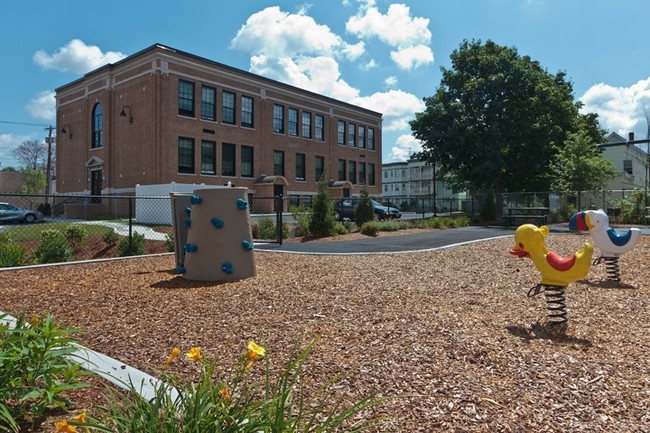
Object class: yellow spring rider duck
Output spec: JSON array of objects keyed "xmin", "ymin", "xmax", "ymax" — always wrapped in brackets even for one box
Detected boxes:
[{"xmin": 510, "ymin": 224, "xmax": 593, "ymax": 326}]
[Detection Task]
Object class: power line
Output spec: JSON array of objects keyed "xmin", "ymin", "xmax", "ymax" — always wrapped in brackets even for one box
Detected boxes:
[{"xmin": 0, "ymin": 120, "xmax": 51, "ymax": 128}]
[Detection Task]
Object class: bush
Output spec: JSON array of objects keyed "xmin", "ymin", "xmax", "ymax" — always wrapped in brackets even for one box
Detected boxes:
[
  {"xmin": 32, "ymin": 230, "xmax": 73, "ymax": 264},
  {"xmin": 360, "ymin": 221, "xmax": 380, "ymax": 236},
  {"xmin": 37, "ymin": 202, "xmax": 51, "ymax": 217},
  {"xmin": 164, "ymin": 233, "xmax": 175, "ymax": 252},
  {"xmin": 378, "ymin": 221, "xmax": 400, "ymax": 232},
  {"xmin": 333, "ymin": 222, "xmax": 349, "ymax": 235},
  {"xmin": 0, "ymin": 235, "xmax": 26, "ymax": 267},
  {"xmin": 102, "ymin": 230, "xmax": 119, "ymax": 246},
  {"xmin": 309, "ymin": 177, "xmax": 336, "ymax": 237},
  {"xmin": 118, "ymin": 231, "xmax": 146, "ymax": 257},
  {"xmin": 290, "ymin": 205, "xmax": 312, "ymax": 237},
  {"xmin": 355, "ymin": 189, "xmax": 375, "ymax": 227},
  {"xmin": 64, "ymin": 224, "xmax": 88, "ymax": 249},
  {"xmin": 0, "ymin": 313, "xmax": 90, "ymax": 432}
]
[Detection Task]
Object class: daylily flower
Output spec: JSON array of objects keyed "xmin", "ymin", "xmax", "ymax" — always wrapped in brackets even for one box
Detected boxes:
[
  {"xmin": 165, "ymin": 347, "xmax": 181, "ymax": 366},
  {"xmin": 30, "ymin": 314, "xmax": 40, "ymax": 327},
  {"xmin": 54, "ymin": 420, "xmax": 79, "ymax": 433},
  {"xmin": 247, "ymin": 341, "xmax": 265, "ymax": 362},
  {"xmin": 71, "ymin": 411, "xmax": 89, "ymax": 433},
  {"xmin": 220, "ymin": 386, "xmax": 231, "ymax": 400},
  {"xmin": 186, "ymin": 346, "xmax": 202, "ymax": 362}
]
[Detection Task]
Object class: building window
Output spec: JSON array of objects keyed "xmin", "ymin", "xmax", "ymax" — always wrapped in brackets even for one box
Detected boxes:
[
  {"xmin": 368, "ymin": 163, "xmax": 376, "ymax": 186},
  {"xmin": 314, "ymin": 114, "xmax": 324, "ymax": 141},
  {"xmin": 315, "ymin": 155, "xmax": 324, "ymax": 181},
  {"xmin": 91, "ymin": 103, "xmax": 103, "ymax": 149},
  {"xmin": 273, "ymin": 150, "xmax": 285, "ymax": 176},
  {"xmin": 222, "ymin": 91, "xmax": 235, "ymax": 124},
  {"xmin": 358, "ymin": 125, "xmax": 365, "ymax": 149},
  {"xmin": 338, "ymin": 159, "xmax": 346, "ymax": 181},
  {"xmin": 273, "ymin": 104, "xmax": 284, "ymax": 133},
  {"xmin": 337, "ymin": 120, "xmax": 345, "ymax": 145},
  {"xmin": 348, "ymin": 123, "xmax": 356, "ymax": 147},
  {"xmin": 367, "ymin": 128, "xmax": 375, "ymax": 150},
  {"xmin": 295, "ymin": 153, "xmax": 306, "ymax": 181},
  {"xmin": 241, "ymin": 95, "xmax": 254, "ymax": 128},
  {"xmin": 200, "ymin": 140, "xmax": 216, "ymax": 175},
  {"xmin": 222, "ymin": 143, "xmax": 236, "ymax": 176},
  {"xmin": 178, "ymin": 80, "xmax": 195, "ymax": 117},
  {"xmin": 359, "ymin": 162, "xmax": 366, "ymax": 185},
  {"xmin": 178, "ymin": 137, "xmax": 194, "ymax": 174},
  {"xmin": 201, "ymin": 86, "xmax": 216, "ymax": 121},
  {"xmin": 241, "ymin": 145, "xmax": 254, "ymax": 178},
  {"xmin": 288, "ymin": 108, "xmax": 298, "ymax": 136},
  {"xmin": 348, "ymin": 160, "xmax": 356, "ymax": 184},
  {"xmin": 623, "ymin": 159, "xmax": 633, "ymax": 174},
  {"xmin": 301, "ymin": 111, "xmax": 311, "ymax": 139}
]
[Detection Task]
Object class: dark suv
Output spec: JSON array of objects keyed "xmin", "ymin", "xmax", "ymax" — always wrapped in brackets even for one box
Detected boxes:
[{"xmin": 334, "ymin": 199, "xmax": 401, "ymax": 221}]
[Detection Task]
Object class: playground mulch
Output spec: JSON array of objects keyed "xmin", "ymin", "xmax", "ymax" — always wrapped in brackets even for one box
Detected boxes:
[{"xmin": 1, "ymin": 231, "xmax": 649, "ymax": 432}]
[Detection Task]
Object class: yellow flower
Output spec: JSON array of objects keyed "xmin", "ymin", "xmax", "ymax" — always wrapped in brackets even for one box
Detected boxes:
[
  {"xmin": 54, "ymin": 420, "xmax": 79, "ymax": 433},
  {"xmin": 70, "ymin": 411, "xmax": 89, "ymax": 433},
  {"xmin": 165, "ymin": 347, "xmax": 181, "ymax": 366},
  {"xmin": 247, "ymin": 341, "xmax": 265, "ymax": 362},
  {"xmin": 220, "ymin": 387, "xmax": 231, "ymax": 400},
  {"xmin": 186, "ymin": 346, "xmax": 202, "ymax": 362},
  {"xmin": 30, "ymin": 314, "xmax": 40, "ymax": 327}
]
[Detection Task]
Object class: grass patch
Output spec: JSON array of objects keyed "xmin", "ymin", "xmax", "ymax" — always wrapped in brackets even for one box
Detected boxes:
[{"xmin": 1, "ymin": 222, "xmax": 115, "ymax": 243}]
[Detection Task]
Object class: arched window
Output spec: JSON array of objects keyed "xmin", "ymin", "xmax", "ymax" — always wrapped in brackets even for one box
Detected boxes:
[{"xmin": 92, "ymin": 103, "xmax": 103, "ymax": 148}]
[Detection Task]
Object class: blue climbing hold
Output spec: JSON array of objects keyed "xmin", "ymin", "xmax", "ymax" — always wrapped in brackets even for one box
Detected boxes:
[
  {"xmin": 176, "ymin": 265, "xmax": 186, "ymax": 274},
  {"xmin": 242, "ymin": 240, "xmax": 253, "ymax": 251},
  {"xmin": 237, "ymin": 198, "xmax": 248, "ymax": 209},
  {"xmin": 184, "ymin": 218, "xmax": 191, "ymax": 228},
  {"xmin": 183, "ymin": 243, "xmax": 198, "ymax": 253},
  {"xmin": 222, "ymin": 262, "xmax": 234, "ymax": 274},
  {"xmin": 190, "ymin": 195, "xmax": 202, "ymax": 205},
  {"xmin": 211, "ymin": 217, "xmax": 225, "ymax": 229},
  {"xmin": 185, "ymin": 207, "xmax": 191, "ymax": 215}
]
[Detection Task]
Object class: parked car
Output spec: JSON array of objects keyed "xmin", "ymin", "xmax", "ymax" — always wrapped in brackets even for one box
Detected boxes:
[
  {"xmin": 334, "ymin": 199, "xmax": 401, "ymax": 221},
  {"xmin": 0, "ymin": 202, "xmax": 44, "ymax": 224}
]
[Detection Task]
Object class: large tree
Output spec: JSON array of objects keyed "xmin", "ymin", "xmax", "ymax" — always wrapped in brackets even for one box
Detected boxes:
[
  {"xmin": 12, "ymin": 139, "xmax": 48, "ymax": 170},
  {"xmin": 410, "ymin": 40, "xmax": 604, "ymax": 211}
]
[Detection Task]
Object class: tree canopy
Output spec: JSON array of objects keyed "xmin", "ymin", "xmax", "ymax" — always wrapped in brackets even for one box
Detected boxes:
[
  {"xmin": 12, "ymin": 139, "xmax": 48, "ymax": 170},
  {"xmin": 410, "ymin": 39, "xmax": 605, "ymax": 200}
]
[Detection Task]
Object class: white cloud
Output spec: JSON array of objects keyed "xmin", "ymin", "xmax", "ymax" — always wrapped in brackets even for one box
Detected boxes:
[
  {"xmin": 342, "ymin": 41, "xmax": 365, "ymax": 60},
  {"xmin": 231, "ymin": 7, "xmax": 343, "ymax": 58},
  {"xmin": 390, "ymin": 44, "xmax": 434, "ymax": 70},
  {"xmin": 26, "ymin": 90, "xmax": 56, "ymax": 121},
  {"xmin": 361, "ymin": 59, "xmax": 377, "ymax": 70},
  {"xmin": 346, "ymin": 3, "xmax": 433, "ymax": 69},
  {"xmin": 0, "ymin": 133, "xmax": 37, "ymax": 167},
  {"xmin": 388, "ymin": 134, "xmax": 422, "ymax": 162},
  {"xmin": 384, "ymin": 76, "xmax": 398, "ymax": 88},
  {"xmin": 33, "ymin": 39, "xmax": 125, "ymax": 74},
  {"xmin": 580, "ymin": 77, "xmax": 650, "ymax": 139},
  {"xmin": 354, "ymin": 89, "xmax": 424, "ymax": 131}
]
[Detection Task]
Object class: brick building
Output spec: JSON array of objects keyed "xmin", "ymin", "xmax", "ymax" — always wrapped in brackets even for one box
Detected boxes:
[{"xmin": 55, "ymin": 43, "xmax": 382, "ymax": 205}]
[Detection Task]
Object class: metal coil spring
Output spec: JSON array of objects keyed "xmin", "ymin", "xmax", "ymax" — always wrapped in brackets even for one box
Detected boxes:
[
  {"xmin": 594, "ymin": 256, "xmax": 621, "ymax": 282},
  {"xmin": 543, "ymin": 285, "xmax": 568, "ymax": 325}
]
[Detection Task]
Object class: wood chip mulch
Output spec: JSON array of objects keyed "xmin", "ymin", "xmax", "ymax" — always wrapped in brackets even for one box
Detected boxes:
[{"xmin": 1, "ymin": 230, "xmax": 649, "ymax": 432}]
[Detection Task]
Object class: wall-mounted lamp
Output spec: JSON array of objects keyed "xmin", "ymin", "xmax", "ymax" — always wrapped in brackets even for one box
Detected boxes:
[
  {"xmin": 120, "ymin": 105, "xmax": 133, "ymax": 124},
  {"xmin": 61, "ymin": 124, "xmax": 72, "ymax": 139}
]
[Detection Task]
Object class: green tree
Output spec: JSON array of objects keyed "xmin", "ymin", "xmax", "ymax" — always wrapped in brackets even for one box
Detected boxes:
[
  {"xmin": 354, "ymin": 188, "xmax": 375, "ymax": 227},
  {"xmin": 551, "ymin": 131, "xmax": 617, "ymax": 203},
  {"xmin": 410, "ymin": 39, "xmax": 604, "ymax": 212},
  {"xmin": 17, "ymin": 167, "xmax": 46, "ymax": 194},
  {"xmin": 309, "ymin": 176, "xmax": 336, "ymax": 237}
]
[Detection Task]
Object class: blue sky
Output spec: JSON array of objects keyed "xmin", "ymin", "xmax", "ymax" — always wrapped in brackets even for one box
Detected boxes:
[{"xmin": 2, "ymin": 0, "xmax": 650, "ymax": 169}]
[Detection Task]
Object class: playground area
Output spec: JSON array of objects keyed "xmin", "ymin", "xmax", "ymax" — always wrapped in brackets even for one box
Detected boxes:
[{"xmin": 1, "ymin": 232, "xmax": 649, "ymax": 432}]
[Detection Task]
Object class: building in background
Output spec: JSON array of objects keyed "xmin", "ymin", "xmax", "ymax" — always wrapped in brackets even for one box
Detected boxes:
[
  {"xmin": 55, "ymin": 44, "xmax": 382, "ymax": 208},
  {"xmin": 601, "ymin": 132, "xmax": 648, "ymax": 195}
]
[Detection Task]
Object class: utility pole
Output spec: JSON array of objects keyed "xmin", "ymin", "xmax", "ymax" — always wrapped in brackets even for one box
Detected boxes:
[{"xmin": 45, "ymin": 125, "xmax": 53, "ymax": 195}]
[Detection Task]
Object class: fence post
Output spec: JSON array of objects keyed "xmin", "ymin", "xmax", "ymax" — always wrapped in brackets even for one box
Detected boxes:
[
  {"xmin": 275, "ymin": 194, "xmax": 283, "ymax": 246},
  {"xmin": 128, "ymin": 196, "xmax": 133, "ymax": 253}
]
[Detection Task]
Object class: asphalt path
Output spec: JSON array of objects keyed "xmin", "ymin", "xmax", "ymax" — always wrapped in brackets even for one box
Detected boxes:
[{"xmin": 255, "ymin": 226, "xmax": 516, "ymax": 254}]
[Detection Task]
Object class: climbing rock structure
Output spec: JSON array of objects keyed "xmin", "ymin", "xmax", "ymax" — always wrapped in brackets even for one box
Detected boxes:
[{"xmin": 176, "ymin": 187, "xmax": 256, "ymax": 282}]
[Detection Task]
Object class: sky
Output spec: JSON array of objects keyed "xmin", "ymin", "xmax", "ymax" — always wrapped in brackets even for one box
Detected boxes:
[{"xmin": 2, "ymin": 0, "xmax": 650, "ymax": 169}]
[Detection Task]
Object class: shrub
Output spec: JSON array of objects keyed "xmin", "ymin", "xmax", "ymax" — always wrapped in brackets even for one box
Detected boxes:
[
  {"xmin": 309, "ymin": 177, "xmax": 336, "ymax": 237},
  {"xmin": 0, "ymin": 313, "xmax": 90, "ymax": 432},
  {"xmin": 32, "ymin": 230, "xmax": 73, "ymax": 264},
  {"xmin": 290, "ymin": 205, "xmax": 312, "ymax": 237},
  {"xmin": 37, "ymin": 202, "xmax": 51, "ymax": 217},
  {"xmin": 355, "ymin": 189, "xmax": 375, "ymax": 227},
  {"xmin": 118, "ymin": 231, "xmax": 146, "ymax": 257},
  {"xmin": 164, "ymin": 233, "xmax": 175, "ymax": 252},
  {"xmin": 102, "ymin": 230, "xmax": 119, "ymax": 246},
  {"xmin": 63, "ymin": 224, "xmax": 88, "ymax": 249},
  {"xmin": 0, "ymin": 236, "xmax": 26, "ymax": 267},
  {"xmin": 378, "ymin": 221, "xmax": 400, "ymax": 232},
  {"xmin": 333, "ymin": 222, "xmax": 349, "ymax": 235},
  {"xmin": 360, "ymin": 221, "xmax": 380, "ymax": 236}
]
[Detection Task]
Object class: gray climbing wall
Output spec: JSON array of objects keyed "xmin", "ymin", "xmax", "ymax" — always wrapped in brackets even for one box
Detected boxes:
[{"xmin": 180, "ymin": 187, "xmax": 256, "ymax": 281}]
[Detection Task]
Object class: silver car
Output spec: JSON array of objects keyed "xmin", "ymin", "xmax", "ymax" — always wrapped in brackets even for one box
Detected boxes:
[{"xmin": 0, "ymin": 202, "xmax": 44, "ymax": 224}]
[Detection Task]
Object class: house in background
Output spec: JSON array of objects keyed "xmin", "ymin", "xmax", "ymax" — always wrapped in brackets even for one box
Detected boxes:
[
  {"xmin": 601, "ymin": 132, "xmax": 649, "ymax": 196},
  {"xmin": 55, "ymin": 43, "xmax": 382, "ymax": 210}
]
